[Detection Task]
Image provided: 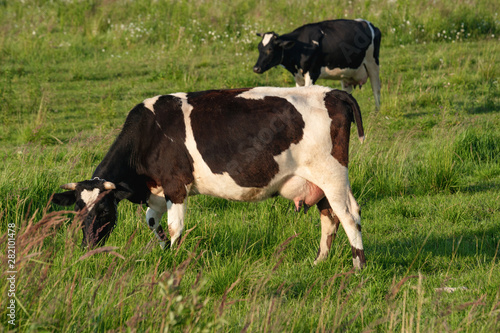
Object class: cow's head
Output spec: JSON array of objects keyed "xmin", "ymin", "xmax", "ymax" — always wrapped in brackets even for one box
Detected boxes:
[
  {"xmin": 253, "ymin": 32, "xmax": 295, "ymax": 74},
  {"xmin": 52, "ymin": 177, "xmax": 129, "ymax": 248}
]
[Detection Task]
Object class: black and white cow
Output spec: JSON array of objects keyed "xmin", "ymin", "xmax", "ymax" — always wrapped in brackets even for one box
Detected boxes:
[
  {"xmin": 52, "ymin": 86, "xmax": 366, "ymax": 269},
  {"xmin": 253, "ymin": 19, "xmax": 381, "ymax": 109}
]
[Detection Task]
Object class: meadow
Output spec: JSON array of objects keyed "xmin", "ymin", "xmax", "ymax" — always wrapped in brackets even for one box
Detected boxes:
[{"xmin": 1, "ymin": 0, "xmax": 499, "ymax": 331}]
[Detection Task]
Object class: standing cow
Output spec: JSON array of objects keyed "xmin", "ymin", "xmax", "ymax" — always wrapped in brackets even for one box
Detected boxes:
[
  {"xmin": 253, "ymin": 19, "xmax": 381, "ymax": 110},
  {"xmin": 52, "ymin": 86, "xmax": 367, "ymax": 269}
]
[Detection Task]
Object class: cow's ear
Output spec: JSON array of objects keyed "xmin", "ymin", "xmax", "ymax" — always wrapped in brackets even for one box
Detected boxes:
[
  {"xmin": 115, "ymin": 190, "xmax": 131, "ymax": 202},
  {"xmin": 277, "ymin": 39, "xmax": 295, "ymax": 49},
  {"xmin": 256, "ymin": 32, "xmax": 262, "ymax": 37},
  {"xmin": 113, "ymin": 183, "xmax": 133, "ymax": 202},
  {"xmin": 52, "ymin": 191, "xmax": 77, "ymax": 206}
]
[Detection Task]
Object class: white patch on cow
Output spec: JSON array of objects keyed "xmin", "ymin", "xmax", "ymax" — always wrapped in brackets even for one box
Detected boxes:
[
  {"xmin": 319, "ymin": 65, "xmax": 365, "ymax": 82},
  {"xmin": 312, "ymin": 40, "xmax": 319, "ymax": 46},
  {"xmin": 262, "ymin": 33, "xmax": 273, "ymax": 46},
  {"xmin": 343, "ymin": 219, "xmax": 363, "ymax": 249},
  {"xmin": 355, "ymin": 19, "xmax": 375, "ymax": 42},
  {"xmin": 145, "ymin": 207, "xmax": 167, "ymax": 249},
  {"xmin": 146, "ymin": 207, "xmax": 162, "ymax": 229},
  {"xmin": 304, "ymin": 72, "xmax": 313, "ymax": 86},
  {"xmin": 314, "ymin": 212, "xmax": 339, "ymax": 264},
  {"xmin": 294, "ymin": 72, "xmax": 305, "ymax": 86},
  {"xmin": 278, "ymin": 176, "xmax": 308, "ymax": 201},
  {"xmin": 143, "ymin": 95, "xmax": 161, "ymax": 113},
  {"xmin": 167, "ymin": 201, "xmax": 185, "ymax": 246},
  {"xmin": 81, "ymin": 188, "xmax": 100, "ymax": 211},
  {"xmin": 319, "ymin": 65, "xmax": 369, "ymax": 93},
  {"xmin": 367, "ymin": 23, "xmax": 375, "ymax": 43},
  {"xmin": 147, "ymin": 186, "xmax": 168, "ymax": 213},
  {"xmin": 170, "ymin": 92, "xmax": 187, "ymax": 99},
  {"xmin": 145, "ymin": 184, "xmax": 187, "ymax": 248},
  {"xmin": 237, "ymin": 85, "xmax": 330, "ymax": 105}
]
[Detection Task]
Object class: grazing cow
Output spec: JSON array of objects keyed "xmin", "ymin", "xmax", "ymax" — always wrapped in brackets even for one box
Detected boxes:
[
  {"xmin": 253, "ymin": 19, "xmax": 381, "ymax": 109},
  {"xmin": 52, "ymin": 86, "xmax": 366, "ymax": 269}
]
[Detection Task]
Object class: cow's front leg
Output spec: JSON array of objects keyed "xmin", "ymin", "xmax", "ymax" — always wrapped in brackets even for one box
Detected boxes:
[
  {"xmin": 167, "ymin": 200, "xmax": 186, "ymax": 248},
  {"xmin": 314, "ymin": 198, "xmax": 341, "ymax": 264},
  {"xmin": 328, "ymin": 189, "xmax": 365, "ymax": 270},
  {"xmin": 293, "ymin": 71, "xmax": 306, "ymax": 87},
  {"xmin": 146, "ymin": 207, "xmax": 170, "ymax": 249},
  {"xmin": 304, "ymin": 72, "xmax": 314, "ymax": 86},
  {"xmin": 304, "ymin": 69, "xmax": 320, "ymax": 86}
]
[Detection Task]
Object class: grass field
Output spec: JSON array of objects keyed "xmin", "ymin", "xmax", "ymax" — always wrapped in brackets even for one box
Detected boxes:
[{"xmin": 1, "ymin": 0, "xmax": 499, "ymax": 331}]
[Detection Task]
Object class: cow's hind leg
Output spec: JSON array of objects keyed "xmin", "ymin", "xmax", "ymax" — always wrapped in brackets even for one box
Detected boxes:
[
  {"xmin": 146, "ymin": 208, "xmax": 170, "ymax": 249},
  {"xmin": 306, "ymin": 168, "xmax": 365, "ymax": 269},
  {"xmin": 327, "ymin": 189, "xmax": 365, "ymax": 269},
  {"xmin": 314, "ymin": 198, "xmax": 341, "ymax": 264},
  {"xmin": 365, "ymin": 60, "xmax": 381, "ymax": 110}
]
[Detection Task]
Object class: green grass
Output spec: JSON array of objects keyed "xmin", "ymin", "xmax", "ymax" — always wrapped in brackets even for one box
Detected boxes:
[{"xmin": 1, "ymin": 0, "xmax": 500, "ymax": 331}]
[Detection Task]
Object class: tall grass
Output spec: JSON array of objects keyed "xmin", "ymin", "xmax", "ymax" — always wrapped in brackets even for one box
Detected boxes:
[
  {"xmin": 2, "ymin": 202, "xmax": 499, "ymax": 331},
  {"xmin": 1, "ymin": 0, "xmax": 500, "ymax": 331}
]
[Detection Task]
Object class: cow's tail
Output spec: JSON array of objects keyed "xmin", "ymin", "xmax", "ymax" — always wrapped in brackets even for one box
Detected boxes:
[
  {"xmin": 371, "ymin": 23, "xmax": 382, "ymax": 67},
  {"xmin": 341, "ymin": 93, "xmax": 365, "ymax": 143},
  {"xmin": 324, "ymin": 90, "xmax": 365, "ymax": 143}
]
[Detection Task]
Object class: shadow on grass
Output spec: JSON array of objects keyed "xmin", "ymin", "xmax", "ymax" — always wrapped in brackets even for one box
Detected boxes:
[
  {"xmin": 369, "ymin": 222, "xmax": 500, "ymax": 274},
  {"xmin": 466, "ymin": 101, "xmax": 500, "ymax": 114},
  {"xmin": 462, "ymin": 180, "xmax": 500, "ymax": 193}
]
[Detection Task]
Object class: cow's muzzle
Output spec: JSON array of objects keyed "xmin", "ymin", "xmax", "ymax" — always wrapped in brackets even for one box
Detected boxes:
[{"xmin": 253, "ymin": 66, "xmax": 263, "ymax": 74}]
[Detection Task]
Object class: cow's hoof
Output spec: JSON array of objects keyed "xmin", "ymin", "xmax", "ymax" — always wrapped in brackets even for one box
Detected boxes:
[
  {"xmin": 159, "ymin": 240, "xmax": 171, "ymax": 250},
  {"xmin": 351, "ymin": 247, "xmax": 366, "ymax": 270}
]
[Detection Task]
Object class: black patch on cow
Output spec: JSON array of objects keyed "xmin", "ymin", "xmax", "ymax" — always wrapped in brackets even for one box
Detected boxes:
[
  {"xmin": 188, "ymin": 89, "xmax": 305, "ymax": 188},
  {"xmin": 156, "ymin": 225, "xmax": 169, "ymax": 242},
  {"xmin": 92, "ymin": 104, "xmax": 157, "ymax": 205},
  {"xmin": 52, "ymin": 191, "xmax": 77, "ymax": 206},
  {"xmin": 92, "ymin": 94, "xmax": 195, "ymax": 207},
  {"xmin": 323, "ymin": 90, "xmax": 359, "ymax": 167},
  {"xmin": 320, "ymin": 20, "xmax": 373, "ymax": 69},
  {"xmin": 351, "ymin": 246, "xmax": 366, "ymax": 264},
  {"xmin": 144, "ymin": 95, "xmax": 195, "ymax": 203},
  {"xmin": 148, "ymin": 218, "xmax": 156, "ymax": 228},
  {"xmin": 95, "ymin": 95, "xmax": 194, "ymax": 205},
  {"xmin": 370, "ymin": 22, "xmax": 382, "ymax": 66}
]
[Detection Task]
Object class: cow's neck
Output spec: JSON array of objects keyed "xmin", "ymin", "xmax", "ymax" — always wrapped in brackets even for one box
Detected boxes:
[
  {"xmin": 92, "ymin": 137, "xmax": 149, "ymax": 204},
  {"xmin": 281, "ymin": 50, "xmax": 300, "ymax": 75}
]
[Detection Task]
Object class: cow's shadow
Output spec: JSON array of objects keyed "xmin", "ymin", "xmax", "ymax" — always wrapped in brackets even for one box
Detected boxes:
[
  {"xmin": 365, "ymin": 221, "xmax": 500, "ymax": 274},
  {"xmin": 190, "ymin": 193, "xmax": 499, "ymax": 272}
]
